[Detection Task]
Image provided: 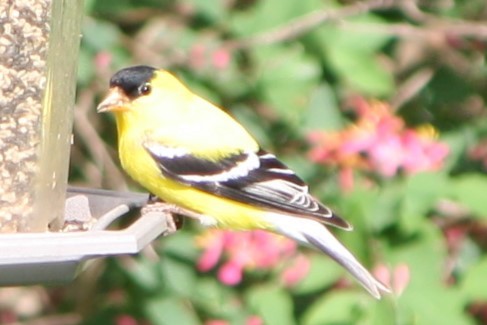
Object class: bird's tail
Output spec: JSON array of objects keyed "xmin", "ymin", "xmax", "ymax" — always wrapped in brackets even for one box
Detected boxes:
[{"xmin": 265, "ymin": 213, "xmax": 390, "ymax": 299}]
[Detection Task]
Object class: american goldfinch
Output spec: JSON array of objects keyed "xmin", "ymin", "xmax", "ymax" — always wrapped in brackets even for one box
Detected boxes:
[{"xmin": 97, "ymin": 65, "xmax": 389, "ymax": 298}]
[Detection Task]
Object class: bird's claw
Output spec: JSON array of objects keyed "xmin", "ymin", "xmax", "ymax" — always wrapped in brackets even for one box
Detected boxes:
[{"xmin": 141, "ymin": 201, "xmax": 184, "ymax": 235}]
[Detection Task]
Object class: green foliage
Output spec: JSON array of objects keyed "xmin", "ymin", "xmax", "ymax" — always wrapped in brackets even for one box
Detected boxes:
[
  {"xmin": 461, "ymin": 257, "xmax": 487, "ymax": 301},
  {"xmin": 246, "ymin": 284, "xmax": 295, "ymax": 325},
  {"xmin": 302, "ymin": 83, "xmax": 344, "ymax": 132},
  {"xmin": 255, "ymin": 45, "xmax": 322, "ymax": 127},
  {"xmin": 451, "ymin": 174, "xmax": 487, "ymax": 217},
  {"xmin": 58, "ymin": 0, "xmax": 487, "ymax": 324},
  {"xmin": 291, "ymin": 255, "xmax": 342, "ymax": 295},
  {"xmin": 313, "ymin": 15, "xmax": 394, "ymax": 97}
]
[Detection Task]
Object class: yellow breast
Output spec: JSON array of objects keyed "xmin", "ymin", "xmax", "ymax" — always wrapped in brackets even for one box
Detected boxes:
[{"xmin": 116, "ymin": 114, "xmax": 272, "ymax": 231}]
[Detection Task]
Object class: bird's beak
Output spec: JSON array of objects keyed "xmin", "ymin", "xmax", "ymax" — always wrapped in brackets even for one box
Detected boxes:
[{"xmin": 97, "ymin": 87, "xmax": 130, "ymax": 113}]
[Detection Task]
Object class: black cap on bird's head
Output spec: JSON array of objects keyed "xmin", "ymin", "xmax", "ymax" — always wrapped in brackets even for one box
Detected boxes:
[
  {"xmin": 97, "ymin": 65, "xmax": 156, "ymax": 113},
  {"xmin": 109, "ymin": 65, "xmax": 156, "ymax": 98}
]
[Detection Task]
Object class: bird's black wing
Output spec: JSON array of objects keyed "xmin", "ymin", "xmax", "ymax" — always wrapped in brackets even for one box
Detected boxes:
[{"xmin": 143, "ymin": 142, "xmax": 351, "ymax": 230}]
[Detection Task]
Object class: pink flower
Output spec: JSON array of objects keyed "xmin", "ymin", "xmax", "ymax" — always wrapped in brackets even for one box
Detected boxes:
[
  {"xmin": 189, "ymin": 44, "xmax": 206, "ymax": 70},
  {"xmin": 196, "ymin": 230, "xmax": 309, "ymax": 286},
  {"xmin": 197, "ymin": 231, "xmax": 225, "ymax": 271},
  {"xmin": 401, "ymin": 130, "xmax": 449, "ymax": 174},
  {"xmin": 94, "ymin": 51, "xmax": 112, "ymax": 70},
  {"xmin": 374, "ymin": 263, "xmax": 410, "ymax": 296},
  {"xmin": 218, "ymin": 260, "xmax": 244, "ymax": 285},
  {"xmin": 393, "ymin": 264, "xmax": 411, "ymax": 295},
  {"xmin": 188, "ymin": 44, "xmax": 232, "ymax": 71},
  {"xmin": 212, "ymin": 48, "xmax": 231, "ymax": 70},
  {"xmin": 205, "ymin": 320, "xmax": 230, "ymax": 325},
  {"xmin": 469, "ymin": 139, "xmax": 487, "ymax": 169},
  {"xmin": 206, "ymin": 316, "xmax": 262, "ymax": 325},
  {"xmin": 338, "ymin": 167, "xmax": 355, "ymax": 192},
  {"xmin": 246, "ymin": 315, "xmax": 263, "ymax": 325},
  {"xmin": 368, "ymin": 134, "xmax": 405, "ymax": 177},
  {"xmin": 280, "ymin": 254, "xmax": 311, "ymax": 286},
  {"xmin": 115, "ymin": 315, "xmax": 139, "ymax": 325},
  {"xmin": 308, "ymin": 99, "xmax": 449, "ymax": 185}
]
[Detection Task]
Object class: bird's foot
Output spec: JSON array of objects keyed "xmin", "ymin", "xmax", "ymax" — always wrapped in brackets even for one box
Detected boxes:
[
  {"xmin": 141, "ymin": 201, "xmax": 184, "ymax": 235},
  {"xmin": 143, "ymin": 194, "xmax": 217, "ymax": 233}
]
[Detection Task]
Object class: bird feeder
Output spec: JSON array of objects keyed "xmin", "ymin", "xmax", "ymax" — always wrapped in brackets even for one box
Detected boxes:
[{"xmin": 0, "ymin": 0, "xmax": 169, "ymax": 286}]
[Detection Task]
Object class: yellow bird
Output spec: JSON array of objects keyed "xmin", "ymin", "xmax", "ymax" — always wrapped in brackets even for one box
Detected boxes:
[{"xmin": 97, "ymin": 65, "xmax": 389, "ymax": 298}]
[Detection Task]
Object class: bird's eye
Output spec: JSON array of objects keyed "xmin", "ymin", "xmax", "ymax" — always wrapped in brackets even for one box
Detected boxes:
[{"xmin": 139, "ymin": 83, "xmax": 151, "ymax": 95}]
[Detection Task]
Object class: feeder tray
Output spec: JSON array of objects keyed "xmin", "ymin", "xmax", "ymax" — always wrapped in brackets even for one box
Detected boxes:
[{"xmin": 0, "ymin": 187, "xmax": 169, "ymax": 286}]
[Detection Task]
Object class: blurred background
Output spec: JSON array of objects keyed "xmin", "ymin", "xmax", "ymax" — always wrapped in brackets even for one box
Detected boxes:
[{"xmin": 3, "ymin": 0, "xmax": 487, "ymax": 324}]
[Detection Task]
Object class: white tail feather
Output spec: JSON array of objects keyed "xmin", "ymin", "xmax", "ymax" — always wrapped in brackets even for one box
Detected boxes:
[{"xmin": 264, "ymin": 213, "xmax": 390, "ymax": 299}]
